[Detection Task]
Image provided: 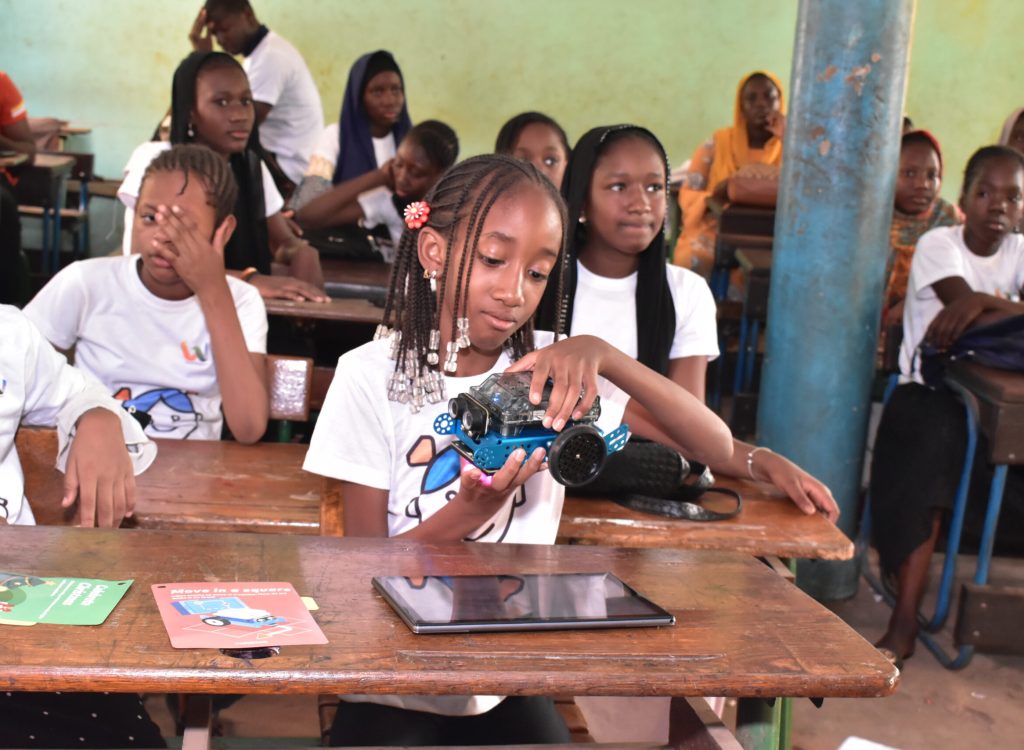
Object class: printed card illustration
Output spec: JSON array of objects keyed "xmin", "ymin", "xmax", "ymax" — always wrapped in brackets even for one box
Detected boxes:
[
  {"xmin": 152, "ymin": 582, "xmax": 328, "ymax": 649},
  {"xmin": 0, "ymin": 572, "xmax": 132, "ymax": 626}
]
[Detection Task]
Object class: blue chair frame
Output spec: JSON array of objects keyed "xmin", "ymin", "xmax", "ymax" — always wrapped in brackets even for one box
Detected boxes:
[{"xmin": 859, "ymin": 373, "xmax": 1010, "ymax": 669}]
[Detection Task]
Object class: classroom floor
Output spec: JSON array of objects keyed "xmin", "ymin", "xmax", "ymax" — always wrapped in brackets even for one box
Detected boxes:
[{"xmin": 143, "ymin": 549, "xmax": 1024, "ymax": 750}]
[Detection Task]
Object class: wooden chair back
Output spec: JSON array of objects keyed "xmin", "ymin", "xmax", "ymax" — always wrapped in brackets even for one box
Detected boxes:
[{"xmin": 14, "ymin": 427, "xmax": 71, "ymax": 526}]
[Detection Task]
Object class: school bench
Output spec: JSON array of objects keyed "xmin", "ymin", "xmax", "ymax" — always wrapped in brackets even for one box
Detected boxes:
[
  {"xmin": 937, "ymin": 361, "xmax": 1024, "ymax": 666},
  {"xmin": 10, "ymin": 151, "xmax": 75, "ymax": 274},
  {"xmin": 706, "ymin": 197, "xmax": 774, "ymax": 301},
  {"xmin": 730, "ymin": 248, "xmax": 772, "ymax": 437},
  {"xmin": 0, "ymin": 525, "xmax": 898, "ymax": 750}
]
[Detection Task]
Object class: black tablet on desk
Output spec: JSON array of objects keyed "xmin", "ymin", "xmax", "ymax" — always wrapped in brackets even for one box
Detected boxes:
[{"xmin": 372, "ymin": 572, "xmax": 675, "ymax": 634}]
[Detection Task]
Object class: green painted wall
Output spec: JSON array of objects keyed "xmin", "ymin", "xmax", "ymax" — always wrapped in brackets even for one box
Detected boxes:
[{"xmin": 1, "ymin": 0, "xmax": 1021, "ymax": 201}]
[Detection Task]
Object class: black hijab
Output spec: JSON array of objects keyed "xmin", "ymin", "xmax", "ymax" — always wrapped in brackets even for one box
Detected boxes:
[
  {"xmin": 536, "ymin": 125, "xmax": 676, "ymax": 375},
  {"xmin": 168, "ymin": 51, "xmax": 271, "ymax": 274}
]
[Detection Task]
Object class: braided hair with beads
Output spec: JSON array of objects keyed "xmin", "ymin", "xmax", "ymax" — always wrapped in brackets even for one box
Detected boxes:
[{"xmin": 377, "ymin": 154, "xmax": 569, "ymax": 411}]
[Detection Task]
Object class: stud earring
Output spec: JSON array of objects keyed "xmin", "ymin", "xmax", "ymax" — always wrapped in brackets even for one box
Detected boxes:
[
  {"xmin": 187, "ymin": 122, "xmax": 195, "ymax": 139},
  {"xmin": 423, "ymin": 268, "xmax": 438, "ymax": 293},
  {"xmin": 578, "ymin": 215, "xmax": 586, "ymax": 224}
]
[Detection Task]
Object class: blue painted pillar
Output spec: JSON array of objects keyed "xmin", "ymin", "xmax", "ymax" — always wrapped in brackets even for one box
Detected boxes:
[{"xmin": 757, "ymin": 0, "xmax": 916, "ymax": 600}]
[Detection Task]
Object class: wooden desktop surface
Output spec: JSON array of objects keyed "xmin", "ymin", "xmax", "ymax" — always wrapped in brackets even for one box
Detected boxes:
[
  {"xmin": 560, "ymin": 476, "xmax": 853, "ymax": 561},
  {"xmin": 321, "ymin": 258, "xmax": 391, "ymax": 289},
  {"xmin": 264, "ymin": 296, "xmax": 383, "ymax": 324},
  {"xmin": 0, "ymin": 525, "xmax": 897, "ymax": 699},
  {"xmin": 20, "ymin": 431, "xmax": 321, "ymax": 535},
  {"xmin": 0, "ymin": 152, "xmax": 29, "ymax": 169}
]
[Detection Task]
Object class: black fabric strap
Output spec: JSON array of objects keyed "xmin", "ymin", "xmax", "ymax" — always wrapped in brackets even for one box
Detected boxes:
[{"xmin": 615, "ymin": 486, "xmax": 743, "ymax": 522}]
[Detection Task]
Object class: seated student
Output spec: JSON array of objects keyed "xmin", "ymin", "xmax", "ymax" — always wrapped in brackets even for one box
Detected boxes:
[
  {"xmin": 304, "ymin": 155, "xmax": 732, "ymax": 746},
  {"xmin": 871, "ymin": 145, "xmax": 1024, "ymax": 667},
  {"xmin": 999, "ymin": 106, "xmax": 1024, "ymax": 232},
  {"xmin": 673, "ymin": 71, "xmax": 786, "ymax": 275},
  {"xmin": 27, "ymin": 145, "xmax": 270, "ymax": 444},
  {"xmin": 0, "ymin": 70, "xmax": 36, "ymax": 306},
  {"xmin": 293, "ymin": 120, "xmax": 458, "ymax": 259},
  {"xmin": 537, "ymin": 124, "xmax": 838, "ymax": 521},
  {"xmin": 188, "ymin": 0, "xmax": 323, "ymax": 193},
  {"xmin": 882, "ymin": 130, "xmax": 962, "ymax": 329},
  {"xmin": 494, "ymin": 111, "xmax": 571, "ymax": 188},
  {"xmin": 0, "ymin": 305, "xmax": 163, "ymax": 748},
  {"xmin": 999, "ymin": 106, "xmax": 1024, "ymax": 153},
  {"xmin": 290, "ymin": 51, "xmax": 411, "ymax": 213},
  {"xmin": 119, "ymin": 51, "xmax": 327, "ymax": 302}
]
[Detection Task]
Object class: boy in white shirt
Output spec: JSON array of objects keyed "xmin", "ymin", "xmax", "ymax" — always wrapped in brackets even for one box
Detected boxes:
[
  {"xmin": 0, "ymin": 306, "xmax": 155, "ymax": 527},
  {"xmin": 0, "ymin": 305, "xmax": 165, "ymax": 748},
  {"xmin": 25, "ymin": 145, "xmax": 269, "ymax": 444},
  {"xmin": 189, "ymin": 0, "xmax": 323, "ymax": 189}
]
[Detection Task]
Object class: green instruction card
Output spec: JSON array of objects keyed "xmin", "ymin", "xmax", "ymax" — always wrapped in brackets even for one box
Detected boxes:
[{"xmin": 0, "ymin": 572, "xmax": 132, "ymax": 625}]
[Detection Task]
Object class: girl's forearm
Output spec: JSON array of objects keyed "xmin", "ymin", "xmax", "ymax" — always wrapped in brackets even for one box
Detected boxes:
[
  {"xmin": 197, "ymin": 282, "xmax": 269, "ymax": 443},
  {"xmin": 602, "ymin": 348, "xmax": 734, "ymax": 466},
  {"xmin": 293, "ymin": 170, "xmax": 383, "ymax": 229}
]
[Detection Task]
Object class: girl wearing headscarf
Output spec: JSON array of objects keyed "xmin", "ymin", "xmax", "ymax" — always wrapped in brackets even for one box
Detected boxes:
[
  {"xmin": 998, "ymin": 106, "xmax": 1024, "ymax": 153},
  {"xmin": 883, "ymin": 129, "xmax": 961, "ymax": 328},
  {"xmin": 118, "ymin": 51, "xmax": 326, "ymax": 301},
  {"xmin": 537, "ymin": 124, "xmax": 838, "ymax": 521},
  {"xmin": 291, "ymin": 51, "xmax": 412, "ymax": 212},
  {"xmin": 672, "ymin": 71, "xmax": 786, "ymax": 275}
]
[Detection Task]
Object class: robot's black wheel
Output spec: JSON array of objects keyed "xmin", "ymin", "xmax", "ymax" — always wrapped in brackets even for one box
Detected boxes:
[{"xmin": 548, "ymin": 424, "xmax": 607, "ymax": 487}]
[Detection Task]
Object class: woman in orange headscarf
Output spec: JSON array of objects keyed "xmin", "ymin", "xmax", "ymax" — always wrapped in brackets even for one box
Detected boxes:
[{"xmin": 673, "ymin": 71, "xmax": 786, "ymax": 275}]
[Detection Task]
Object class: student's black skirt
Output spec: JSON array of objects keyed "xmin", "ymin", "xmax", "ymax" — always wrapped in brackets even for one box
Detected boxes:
[
  {"xmin": 0, "ymin": 692, "xmax": 165, "ymax": 749},
  {"xmin": 870, "ymin": 382, "xmax": 1024, "ymax": 576}
]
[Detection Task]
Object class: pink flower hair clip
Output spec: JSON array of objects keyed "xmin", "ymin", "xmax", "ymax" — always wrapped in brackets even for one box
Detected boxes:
[{"xmin": 404, "ymin": 201, "xmax": 431, "ymax": 230}]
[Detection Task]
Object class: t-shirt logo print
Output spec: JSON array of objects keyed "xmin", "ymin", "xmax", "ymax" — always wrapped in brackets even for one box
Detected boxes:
[
  {"xmin": 400, "ymin": 418, "xmax": 528, "ymax": 544},
  {"xmin": 180, "ymin": 341, "xmax": 210, "ymax": 363}
]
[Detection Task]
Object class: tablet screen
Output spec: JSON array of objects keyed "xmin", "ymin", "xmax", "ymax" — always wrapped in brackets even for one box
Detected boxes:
[{"xmin": 372, "ymin": 573, "xmax": 675, "ymax": 634}]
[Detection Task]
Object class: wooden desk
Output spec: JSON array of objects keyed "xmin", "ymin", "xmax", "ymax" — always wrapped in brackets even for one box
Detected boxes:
[
  {"xmin": 10, "ymin": 152, "xmax": 75, "ymax": 273},
  {"xmin": 946, "ymin": 360, "xmax": 1024, "ymax": 464},
  {"xmin": 0, "ymin": 152, "xmax": 29, "ymax": 169},
  {"xmin": 264, "ymin": 297, "xmax": 383, "ymax": 324},
  {"xmin": 321, "ymin": 258, "xmax": 391, "ymax": 302},
  {"xmin": 708, "ymin": 199, "xmax": 775, "ymax": 301},
  {"xmin": 0, "ymin": 525, "xmax": 897, "ymax": 701},
  {"xmin": 18, "ymin": 431, "xmax": 325, "ymax": 535},
  {"xmin": 559, "ymin": 476, "xmax": 853, "ymax": 561}
]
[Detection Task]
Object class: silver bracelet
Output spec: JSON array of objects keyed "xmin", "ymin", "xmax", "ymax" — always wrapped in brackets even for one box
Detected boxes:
[{"xmin": 746, "ymin": 446, "xmax": 771, "ymax": 481}]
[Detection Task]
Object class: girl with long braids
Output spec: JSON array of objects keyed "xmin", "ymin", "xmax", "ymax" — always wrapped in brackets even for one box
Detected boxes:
[
  {"xmin": 537, "ymin": 125, "xmax": 838, "ymax": 521},
  {"xmin": 119, "ymin": 51, "xmax": 326, "ymax": 302},
  {"xmin": 303, "ymin": 154, "xmax": 732, "ymax": 746}
]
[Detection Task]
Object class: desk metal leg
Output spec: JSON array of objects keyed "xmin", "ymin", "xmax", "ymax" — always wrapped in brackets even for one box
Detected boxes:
[
  {"xmin": 180, "ymin": 694, "xmax": 212, "ymax": 750},
  {"xmin": 735, "ymin": 697, "xmax": 780, "ymax": 750},
  {"xmin": 668, "ymin": 696, "xmax": 744, "ymax": 749}
]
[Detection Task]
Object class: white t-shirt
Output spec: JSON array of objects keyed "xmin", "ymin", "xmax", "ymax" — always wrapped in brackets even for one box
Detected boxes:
[
  {"xmin": 901, "ymin": 225, "xmax": 1024, "ymax": 382},
  {"xmin": 244, "ymin": 30, "xmax": 324, "ymax": 185},
  {"xmin": 357, "ymin": 189, "xmax": 404, "ymax": 246},
  {"xmin": 570, "ymin": 260, "xmax": 720, "ymax": 362},
  {"xmin": 24, "ymin": 256, "xmax": 268, "ymax": 441},
  {"xmin": 303, "ymin": 331, "xmax": 628, "ymax": 716},
  {"xmin": 305, "ymin": 123, "xmax": 396, "ymax": 182},
  {"xmin": 0, "ymin": 306, "xmax": 155, "ymax": 525},
  {"xmin": 117, "ymin": 140, "xmax": 285, "ymax": 255}
]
